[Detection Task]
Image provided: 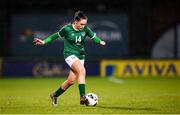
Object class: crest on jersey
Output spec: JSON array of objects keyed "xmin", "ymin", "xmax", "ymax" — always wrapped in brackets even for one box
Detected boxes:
[
  {"xmin": 71, "ymin": 33, "xmax": 75, "ymax": 36},
  {"xmin": 81, "ymin": 32, "xmax": 86, "ymax": 37}
]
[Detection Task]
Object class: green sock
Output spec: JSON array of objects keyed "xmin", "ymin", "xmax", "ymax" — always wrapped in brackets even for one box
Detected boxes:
[
  {"xmin": 54, "ymin": 87, "xmax": 65, "ymax": 97},
  {"xmin": 78, "ymin": 84, "xmax": 85, "ymax": 97}
]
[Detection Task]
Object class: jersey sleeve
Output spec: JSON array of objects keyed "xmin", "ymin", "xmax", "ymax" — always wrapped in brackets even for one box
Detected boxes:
[
  {"xmin": 85, "ymin": 26, "xmax": 102, "ymax": 44},
  {"xmin": 43, "ymin": 32, "xmax": 59, "ymax": 44},
  {"xmin": 58, "ymin": 26, "xmax": 67, "ymax": 37},
  {"xmin": 43, "ymin": 25, "xmax": 68, "ymax": 44},
  {"xmin": 84, "ymin": 26, "xmax": 96, "ymax": 39}
]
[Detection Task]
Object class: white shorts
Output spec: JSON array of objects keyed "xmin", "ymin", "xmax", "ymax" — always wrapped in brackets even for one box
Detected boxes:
[{"xmin": 65, "ymin": 55, "xmax": 84, "ymax": 67}]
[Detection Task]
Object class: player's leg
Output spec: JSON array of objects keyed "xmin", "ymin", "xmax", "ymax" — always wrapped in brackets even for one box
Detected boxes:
[
  {"xmin": 53, "ymin": 70, "xmax": 77, "ymax": 96},
  {"xmin": 50, "ymin": 70, "xmax": 77, "ymax": 107},
  {"xmin": 70, "ymin": 59, "xmax": 89, "ymax": 105},
  {"xmin": 61, "ymin": 70, "xmax": 77, "ymax": 89},
  {"xmin": 51, "ymin": 55, "xmax": 88, "ymax": 106}
]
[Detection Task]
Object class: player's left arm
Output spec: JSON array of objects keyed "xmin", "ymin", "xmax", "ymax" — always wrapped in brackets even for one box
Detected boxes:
[
  {"xmin": 85, "ymin": 26, "xmax": 106, "ymax": 46},
  {"xmin": 92, "ymin": 36, "xmax": 106, "ymax": 46}
]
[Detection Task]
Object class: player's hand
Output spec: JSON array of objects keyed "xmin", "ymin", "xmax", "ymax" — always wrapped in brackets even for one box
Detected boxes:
[
  {"xmin": 33, "ymin": 38, "xmax": 45, "ymax": 45},
  {"xmin": 100, "ymin": 41, "xmax": 106, "ymax": 46}
]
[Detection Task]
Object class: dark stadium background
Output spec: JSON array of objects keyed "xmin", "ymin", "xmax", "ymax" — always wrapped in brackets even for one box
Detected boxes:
[{"xmin": 0, "ymin": 0, "xmax": 180, "ymax": 77}]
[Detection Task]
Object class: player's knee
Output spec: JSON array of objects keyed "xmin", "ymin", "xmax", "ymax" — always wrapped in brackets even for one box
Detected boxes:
[
  {"xmin": 81, "ymin": 67, "xmax": 86, "ymax": 76},
  {"xmin": 67, "ymin": 80, "xmax": 75, "ymax": 86},
  {"xmin": 78, "ymin": 67, "xmax": 86, "ymax": 76}
]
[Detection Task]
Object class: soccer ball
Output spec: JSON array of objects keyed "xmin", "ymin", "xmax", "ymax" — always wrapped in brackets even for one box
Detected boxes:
[{"xmin": 86, "ymin": 93, "xmax": 98, "ymax": 106}]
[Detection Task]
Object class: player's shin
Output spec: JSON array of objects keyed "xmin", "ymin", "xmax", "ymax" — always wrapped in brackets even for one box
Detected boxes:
[
  {"xmin": 78, "ymin": 84, "xmax": 86, "ymax": 96},
  {"xmin": 54, "ymin": 86, "xmax": 65, "ymax": 97}
]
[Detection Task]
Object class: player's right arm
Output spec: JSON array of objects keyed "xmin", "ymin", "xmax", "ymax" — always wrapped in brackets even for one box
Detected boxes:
[
  {"xmin": 33, "ymin": 32, "xmax": 59, "ymax": 45},
  {"xmin": 33, "ymin": 26, "xmax": 66, "ymax": 45}
]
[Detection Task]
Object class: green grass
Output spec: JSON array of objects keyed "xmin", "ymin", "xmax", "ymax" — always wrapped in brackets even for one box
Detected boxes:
[{"xmin": 0, "ymin": 76, "xmax": 180, "ymax": 114}]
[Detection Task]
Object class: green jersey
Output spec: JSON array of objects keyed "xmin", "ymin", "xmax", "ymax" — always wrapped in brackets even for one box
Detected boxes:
[{"xmin": 43, "ymin": 24, "xmax": 102, "ymax": 60}]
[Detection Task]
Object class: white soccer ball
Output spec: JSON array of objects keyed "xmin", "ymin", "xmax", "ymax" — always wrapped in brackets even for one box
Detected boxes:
[{"xmin": 86, "ymin": 93, "xmax": 98, "ymax": 106}]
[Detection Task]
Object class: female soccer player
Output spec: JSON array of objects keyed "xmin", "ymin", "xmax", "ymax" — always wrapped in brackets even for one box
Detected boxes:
[{"xmin": 33, "ymin": 11, "xmax": 106, "ymax": 106}]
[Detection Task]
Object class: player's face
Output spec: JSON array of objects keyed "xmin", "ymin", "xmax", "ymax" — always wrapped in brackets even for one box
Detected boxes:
[{"xmin": 75, "ymin": 19, "xmax": 87, "ymax": 30}]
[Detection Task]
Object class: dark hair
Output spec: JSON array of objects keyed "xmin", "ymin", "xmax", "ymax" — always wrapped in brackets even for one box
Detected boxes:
[{"xmin": 74, "ymin": 11, "xmax": 88, "ymax": 21}]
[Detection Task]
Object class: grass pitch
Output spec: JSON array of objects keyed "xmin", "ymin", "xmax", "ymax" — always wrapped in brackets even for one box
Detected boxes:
[{"xmin": 0, "ymin": 76, "xmax": 180, "ymax": 114}]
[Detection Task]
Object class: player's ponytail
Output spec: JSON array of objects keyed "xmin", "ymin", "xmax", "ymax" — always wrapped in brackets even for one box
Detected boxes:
[{"xmin": 74, "ymin": 11, "xmax": 88, "ymax": 21}]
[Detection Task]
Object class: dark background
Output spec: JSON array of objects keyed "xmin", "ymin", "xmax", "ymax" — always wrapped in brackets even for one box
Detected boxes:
[{"xmin": 0, "ymin": 0, "xmax": 180, "ymax": 59}]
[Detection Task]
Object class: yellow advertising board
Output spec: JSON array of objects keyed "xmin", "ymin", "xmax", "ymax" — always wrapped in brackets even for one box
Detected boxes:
[{"xmin": 101, "ymin": 60, "xmax": 180, "ymax": 77}]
